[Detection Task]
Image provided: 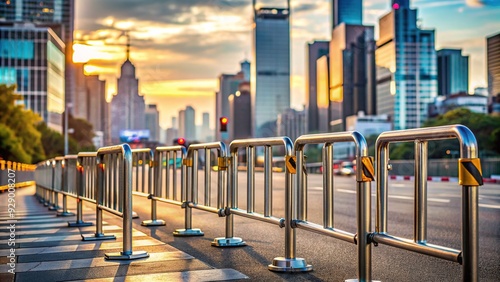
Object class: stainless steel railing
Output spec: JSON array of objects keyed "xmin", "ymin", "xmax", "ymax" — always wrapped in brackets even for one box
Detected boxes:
[
  {"xmin": 174, "ymin": 142, "xmax": 228, "ymax": 236},
  {"xmin": 374, "ymin": 124, "xmax": 481, "ymax": 282},
  {"xmin": 81, "ymin": 144, "xmax": 149, "ymax": 260},
  {"xmin": 67, "ymin": 152, "xmax": 97, "ymax": 227},
  {"xmin": 292, "ymin": 131, "xmax": 373, "ymax": 280}
]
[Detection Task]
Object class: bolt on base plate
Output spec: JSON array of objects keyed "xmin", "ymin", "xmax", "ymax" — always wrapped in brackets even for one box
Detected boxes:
[
  {"xmin": 173, "ymin": 228, "xmax": 204, "ymax": 237},
  {"xmin": 268, "ymin": 257, "xmax": 313, "ymax": 272},
  {"xmin": 141, "ymin": 219, "xmax": 166, "ymax": 226},
  {"xmin": 81, "ymin": 233, "xmax": 116, "ymax": 241},
  {"xmin": 211, "ymin": 237, "xmax": 247, "ymax": 247},
  {"xmin": 68, "ymin": 221, "xmax": 93, "ymax": 227},
  {"xmin": 105, "ymin": 251, "xmax": 149, "ymax": 260}
]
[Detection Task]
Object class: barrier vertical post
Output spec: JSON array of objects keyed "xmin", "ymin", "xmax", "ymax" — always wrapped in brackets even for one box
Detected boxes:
[
  {"xmin": 58, "ymin": 156, "xmax": 75, "ymax": 217},
  {"xmin": 174, "ymin": 147, "xmax": 204, "ymax": 236},
  {"xmin": 414, "ymin": 140, "xmax": 427, "ymax": 242},
  {"xmin": 68, "ymin": 154, "xmax": 93, "ymax": 227}
]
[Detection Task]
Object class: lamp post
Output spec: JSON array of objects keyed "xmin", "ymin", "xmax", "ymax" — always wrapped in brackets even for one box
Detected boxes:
[{"xmin": 64, "ymin": 103, "xmax": 73, "ymax": 155}]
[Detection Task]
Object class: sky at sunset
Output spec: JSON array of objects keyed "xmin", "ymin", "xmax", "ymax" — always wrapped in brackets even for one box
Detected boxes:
[{"xmin": 73, "ymin": 0, "xmax": 500, "ymax": 128}]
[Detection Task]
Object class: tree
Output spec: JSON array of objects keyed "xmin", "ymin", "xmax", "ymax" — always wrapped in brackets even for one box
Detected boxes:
[
  {"xmin": 66, "ymin": 114, "xmax": 95, "ymax": 153},
  {"xmin": 0, "ymin": 84, "xmax": 45, "ymax": 163},
  {"xmin": 0, "ymin": 124, "xmax": 30, "ymax": 163},
  {"xmin": 36, "ymin": 122, "xmax": 78, "ymax": 158}
]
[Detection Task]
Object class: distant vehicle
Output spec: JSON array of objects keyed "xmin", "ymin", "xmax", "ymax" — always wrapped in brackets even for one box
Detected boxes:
[{"xmin": 337, "ymin": 161, "xmax": 356, "ymax": 176}]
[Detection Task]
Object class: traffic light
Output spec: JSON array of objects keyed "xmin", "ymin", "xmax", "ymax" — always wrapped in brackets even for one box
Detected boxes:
[
  {"xmin": 174, "ymin": 138, "xmax": 187, "ymax": 147},
  {"xmin": 220, "ymin": 117, "xmax": 228, "ymax": 132}
]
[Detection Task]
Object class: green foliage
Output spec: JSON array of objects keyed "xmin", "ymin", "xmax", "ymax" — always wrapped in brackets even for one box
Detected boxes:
[
  {"xmin": 36, "ymin": 122, "xmax": 78, "ymax": 158},
  {"xmin": 0, "ymin": 84, "xmax": 45, "ymax": 163},
  {"xmin": 0, "ymin": 124, "xmax": 30, "ymax": 163},
  {"xmin": 67, "ymin": 114, "xmax": 95, "ymax": 153},
  {"xmin": 386, "ymin": 108, "xmax": 500, "ymax": 159}
]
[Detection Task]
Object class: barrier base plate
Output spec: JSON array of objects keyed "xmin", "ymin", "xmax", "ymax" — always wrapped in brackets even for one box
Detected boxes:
[
  {"xmin": 211, "ymin": 237, "xmax": 247, "ymax": 247},
  {"xmin": 345, "ymin": 279, "xmax": 380, "ymax": 282},
  {"xmin": 268, "ymin": 257, "xmax": 313, "ymax": 272},
  {"xmin": 48, "ymin": 205, "xmax": 60, "ymax": 211},
  {"xmin": 68, "ymin": 221, "xmax": 93, "ymax": 227},
  {"xmin": 132, "ymin": 211, "xmax": 139, "ymax": 219},
  {"xmin": 57, "ymin": 211, "xmax": 75, "ymax": 217},
  {"xmin": 173, "ymin": 228, "xmax": 204, "ymax": 237},
  {"xmin": 105, "ymin": 251, "xmax": 149, "ymax": 260},
  {"xmin": 81, "ymin": 233, "xmax": 116, "ymax": 241},
  {"xmin": 141, "ymin": 219, "xmax": 166, "ymax": 226}
]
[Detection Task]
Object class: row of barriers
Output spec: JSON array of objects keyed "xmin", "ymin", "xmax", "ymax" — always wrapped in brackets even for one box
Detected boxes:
[{"xmin": 34, "ymin": 124, "xmax": 482, "ymax": 281}]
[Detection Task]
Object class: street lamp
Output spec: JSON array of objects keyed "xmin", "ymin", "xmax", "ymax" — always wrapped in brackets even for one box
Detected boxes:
[{"xmin": 64, "ymin": 103, "xmax": 73, "ymax": 155}]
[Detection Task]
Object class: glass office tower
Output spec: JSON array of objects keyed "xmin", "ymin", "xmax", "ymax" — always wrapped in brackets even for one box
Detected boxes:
[
  {"xmin": 0, "ymin": 24, "xmax": 65, "ymax": 130},
  {"xmin": 251, "ymin": 2, "xmax": 290, "ymax": 137},
  {"xmin": 332, "ymin": 0, "xmax": 362, "ymax": 29},
  {"xmin": 376, "ymin": 0, "xmax": 437, "ymax": 129},
  {"xmin": 0, "ymin": 0, "xmax": 75, "ymax": 108},
  {"xmin": 437, "ymin": 49, "xmax": 469, "ymax": 96}
]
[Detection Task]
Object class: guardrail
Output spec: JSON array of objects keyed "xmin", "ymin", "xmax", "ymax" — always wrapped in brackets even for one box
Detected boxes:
[
  {"xmin": 374, "ymin": 124, "xmax": 482, "ymax": 281},
  {"xmin": 292, "ymin": 131, "xmax": 373, "ymax": 280},
  {"xmin": 81, "ymin": 144, "xmax": 149, "ymax": 260},
  {"xmin": 141, "ymin": 145, "xmax": 186, "ymax": 226},
  {"xmin": 0, "ymin": 160, "xmax": 36, "ymax": 191},
  {"xmin": 175, "ymin": 142, "xmax": 228, "ymax": 236},
  {"xmin": 57, "ymin": 155, "xmax": 77, "ymax": 216},
  {"xmin": 35, "ymin": 160, "xmax": 53, "ymax": 205},
  {"xmin": 67, "ymin": 152, "xmax": 97, "ymax": 227}
]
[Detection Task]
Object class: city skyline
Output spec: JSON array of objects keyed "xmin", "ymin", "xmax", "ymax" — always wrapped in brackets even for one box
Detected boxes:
[{"xmin": 73, "ymin": 0, "xmax": 500, "ymax": 127}]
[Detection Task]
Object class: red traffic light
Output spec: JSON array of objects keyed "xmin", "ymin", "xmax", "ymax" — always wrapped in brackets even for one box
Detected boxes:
[
  {"xmin": 220, "ymin": 117, "xmax": 228, "ymax": 132},
  {"xmin": 177, "ymin": 138, "xmax": 186, "ymax": 145}
]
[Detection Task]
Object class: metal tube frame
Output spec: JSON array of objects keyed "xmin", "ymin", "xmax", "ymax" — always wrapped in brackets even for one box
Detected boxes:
[
  {"xmin": 57, "ymin": 155, "xmax": 77, "ymax": 217},
  {"xmin": 175, "ymin": 142, "xmax": 227, "ymax": 237},
  {"xmin": 293, "ymin": 131, "xmax": 371, "ymax": 280},
  {"xmin": 374, "ymin": 124, "xmax": 479, "ymax": 281},
  {"xmin": 68, "ymin": 153, "xmax": 96, "ymax": 227}
]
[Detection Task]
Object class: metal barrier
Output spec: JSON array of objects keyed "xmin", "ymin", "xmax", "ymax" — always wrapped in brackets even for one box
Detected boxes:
[
  {"xmin": 47, "ymin": 157, "xmax": 64, "ymax": 211},
  {"xmin": 35, "ymin": 160, "xmax": 53, "ymax": 205},
  {"xmin": 81, "ymin": 144, "xmax": 149, "ymax": 260},
  {"xmin": 56, "ymin": 155, "xmax": 77, "ymax": 217},
  {"xmin": 292, "ymin": 131, "xmax": 373, "ymax": 279},
  {"xmin": 68, "ymin": 152, "xmax": 97, "ymax": 227},
  {"xmin": 374, "ymin": 124, "xmax": 481, "ymax": 281},
  {"xmin": 141, "ymin": 145, "xmax": 186, "ymax": 226},
  {"xmin": 175, "ymin": 142, "xmax": 228, "ymax": 236},
  {"xmin": 213, "ymin": 137, "xmax": 311, "ymax": 272}
]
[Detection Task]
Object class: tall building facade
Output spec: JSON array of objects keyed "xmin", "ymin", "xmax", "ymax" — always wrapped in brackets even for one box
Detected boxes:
[
  {"xmin": 330, "ymin": 24, "xmax": 376, "ymax": 131},
  {"xmin": 110, "ymin": 56, "xmax": 146, "ymax": 142},
  {"xmin": 487, "ymin": 33, "xmax": 500, "ymax": 99},
  {"xmin": 0, "ymin": 23, "xmax": 65, "ymax": 131},
  {"xmin": 437, "ymin": 49, "xmax": 469, "ymax": 96},
  {"xmin": 215, "ymin": 60, "xmax": 248, "ymax": 140},
  {"xmin": 0, "ymin": 0, "xmax": 75, "ymax": 109},
  {"xmin": 332, "ymin": 0, "xmax": 362, "ymax": 29},
  {"xmin": 252, "ymin": 1, "xmax": 290, "ymax": 137},
  {"xmin": 229, "ymin": 82, "xmax": 252, "ymax": 141},
  {"xmin": 73, "ymin": 63, "xmax": 110, "ymax": 144},
  {"xmin": 145, "ymin": 104, "xmax": 160, "ymax": 142},
  {"xmin": 178, "ymin": 106, "xmax": 196, "ymax": 141},
  {"xmin": 376, "ymin": 0, "xmax": 437, "ymax": 129},
  {"xmin": 277, "ymin": 108, "xmax": 307, "ymax": 142},
  {"xmin": 305, "ymin": 41, "xmax": 329, "ymax": 133}
]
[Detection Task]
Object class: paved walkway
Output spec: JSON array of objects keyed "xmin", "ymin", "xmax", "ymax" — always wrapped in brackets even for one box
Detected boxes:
[{"xmin": 0, "ymin": 186, "xmax": 248, "ymax": 282}]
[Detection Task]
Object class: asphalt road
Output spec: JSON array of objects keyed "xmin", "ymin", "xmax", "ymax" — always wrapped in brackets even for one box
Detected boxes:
[{"xmin": 127, "ymin": 171, "xmax": 500, "ymax": 281}]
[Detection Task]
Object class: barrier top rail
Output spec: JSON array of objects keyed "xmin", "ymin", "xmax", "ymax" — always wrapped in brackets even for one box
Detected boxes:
[
  {"xmin": 375, "ymin": 124, "xmax": 480, "ymax": 282},
  {"xmin": 229, "ymin": 137, "xmax": 293, "ymax": 154}
]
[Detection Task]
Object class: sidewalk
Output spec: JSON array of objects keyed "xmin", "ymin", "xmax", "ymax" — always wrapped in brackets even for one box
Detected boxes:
[{"xmin": 0, "ymin": 186, "xmax": 248, "ymax": 282}]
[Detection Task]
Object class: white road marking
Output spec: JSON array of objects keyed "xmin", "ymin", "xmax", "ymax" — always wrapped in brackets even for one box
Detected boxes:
[
  {"xmin": 336, "ymin": 189, "xmax": 450, "ymax": 203},
  {"xmin": 479, "ymin": 204, "xmax": 500, "ymax": 209}
]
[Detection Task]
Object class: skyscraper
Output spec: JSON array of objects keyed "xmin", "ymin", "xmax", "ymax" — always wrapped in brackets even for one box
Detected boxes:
[
  {"xmin": 184, "ymin": 106, "xmax": 196, "ymax": 141},
  {"xmin": 0, "ymin": 0, "xmax": 75, "ymax": 110},
  {"xmin": 376, "ymin": 0, "xmax": 437, "ymax": 129},
  {"xmin": 0, "ymin": 23, "xmax": 65, "ymax": 131},
  {"xmin": 145, "ymin": 104, "xmax": 160, "ymax": 142},
  {"xmin": 437, "ymin": 49, "xmax": 469, "ymax": 96},
  {"xmin": 229, "ymin": 82, "xmax": 252, "ymax": 141},
  {"xmin": 215, "ymin": 60, "xmax": 248, "ymax": 140},
  {"xmin": 332, "ymin": 0, "xmax": 363, "ymax": 30},
  {"xmin": 306, "ymin": 41, "xmax": 329, "ymax": 133},
  {"xmin": 110, "ymin": 51, "xmax": 146, "ymax": 143},
  {"xmin": 252, "ymin": 0, "xmax": 290, "ymax": 137},
  {"xmin": 330, "ymin": 24, "xmax": 376, "ymax": 131},
  {"xmin": 487, "ymin": 32, "xmax": 500, "ymax": 99}
]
